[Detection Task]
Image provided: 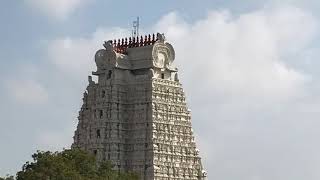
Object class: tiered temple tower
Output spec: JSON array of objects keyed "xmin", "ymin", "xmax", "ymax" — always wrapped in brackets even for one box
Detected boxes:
[{"xmin": 72, "ymin": 33, "xmax": 207, "ymax": 180}]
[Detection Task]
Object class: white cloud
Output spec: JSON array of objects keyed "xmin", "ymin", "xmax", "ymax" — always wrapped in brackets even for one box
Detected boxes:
[
  {"xmin": 6, "ymin": 78, "xmax": 49, "ymax": 105},
  {"xmin": 48, "ymin": 28, "xmax": 129, "ymax": 78},
  {"xmin": 24, "ymin": 0, "xmax": 90, "ymax": 20},
  {"xmin": 153, "ymin": 8, "xmax": 316, "ymax": 103}
]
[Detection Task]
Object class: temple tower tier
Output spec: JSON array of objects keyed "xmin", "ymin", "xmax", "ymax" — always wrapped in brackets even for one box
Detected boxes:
[{"xmin": 72, "ymin": 33, "xmax": 207, "ymax": 180}]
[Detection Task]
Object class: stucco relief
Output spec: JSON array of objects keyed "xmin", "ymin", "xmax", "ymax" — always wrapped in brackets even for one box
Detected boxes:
[{"xmin": 152, "ymin": 42, "xmax": 175, "ymax": 70}]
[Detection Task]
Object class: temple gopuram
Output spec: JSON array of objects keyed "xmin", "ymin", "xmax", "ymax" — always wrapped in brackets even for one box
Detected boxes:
[{"xmin": 72, "ymin": 33, "xmax": 207, "ymax": 180}]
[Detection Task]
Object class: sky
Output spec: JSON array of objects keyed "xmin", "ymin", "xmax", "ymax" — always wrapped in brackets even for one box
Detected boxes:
[{"xmin": 1, "ymin": 0, "xmax": 320, "ymax": 179}]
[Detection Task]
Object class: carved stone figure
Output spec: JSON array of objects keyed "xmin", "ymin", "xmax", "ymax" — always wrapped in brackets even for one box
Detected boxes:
[
  {"xmin": 157, "ymin": 33, "xmax": 166, "ymax": 42},
  {"xmin": 103, "ymin": 40, "xmax": 113, "ymax": 51}
]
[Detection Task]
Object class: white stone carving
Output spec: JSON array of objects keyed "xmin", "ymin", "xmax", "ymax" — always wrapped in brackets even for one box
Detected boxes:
[{"xmin": 152, "ymin": 42, "xmax": 175, "ymax": 70}]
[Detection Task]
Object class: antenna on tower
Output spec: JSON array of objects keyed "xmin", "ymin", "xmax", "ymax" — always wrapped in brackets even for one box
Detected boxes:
[{"xmin": 132, "ymin": 17, "xmax": 140, "ymax": 38}]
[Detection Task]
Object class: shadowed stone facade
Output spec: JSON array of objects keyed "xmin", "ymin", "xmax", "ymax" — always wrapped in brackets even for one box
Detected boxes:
[{"xmin": 72, "ymin": 33, "xmax": 207, "ymax": 180}]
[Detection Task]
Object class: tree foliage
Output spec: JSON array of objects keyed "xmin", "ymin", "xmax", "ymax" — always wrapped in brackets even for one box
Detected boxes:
[{"xmin": 15, "ymin": 149, "xmax": 139, "ymax": 180}]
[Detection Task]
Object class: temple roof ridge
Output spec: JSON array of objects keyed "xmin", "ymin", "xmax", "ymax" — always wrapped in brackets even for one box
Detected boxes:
[{"xmin": 104, "ymin": 33, "xmax": 165, "ymax": 54}]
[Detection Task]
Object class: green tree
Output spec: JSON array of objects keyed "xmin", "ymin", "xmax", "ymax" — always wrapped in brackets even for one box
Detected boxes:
[{"xmin": 16, "ymin": 149, "xmax": 139, "ymax": 180}]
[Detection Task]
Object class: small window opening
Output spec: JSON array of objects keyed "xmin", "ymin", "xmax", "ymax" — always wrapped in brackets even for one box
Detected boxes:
[
  {"xmin": 161, "ymin": 73, "xmax": 165, "ymax": 79},
  {"xmin": 93, "ymin": 150, "xmax": 97, "ymax": 155},
  {"xmin": 107, "ymin": 70, "xmax": 112, "ymax": 79},
  {"xmin": 99, "ymin": 110, "xmax": 103, "ymax": 118},
  {"xmin": 102, "ymin": 90, "xmax": 105, "ymax": 98},
  {"xmin": 96, "ymin": 129, "xmax": 101, "ymax": 138}
]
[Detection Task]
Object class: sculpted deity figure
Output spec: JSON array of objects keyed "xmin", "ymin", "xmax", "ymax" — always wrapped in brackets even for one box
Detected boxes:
[
  {"xmin": 103, "ymin": 40, "xmax": 113, "ymax": 51},
  {"xmin": 157, "ymin": 33, "xmax": 166, "ymax": 42}
]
